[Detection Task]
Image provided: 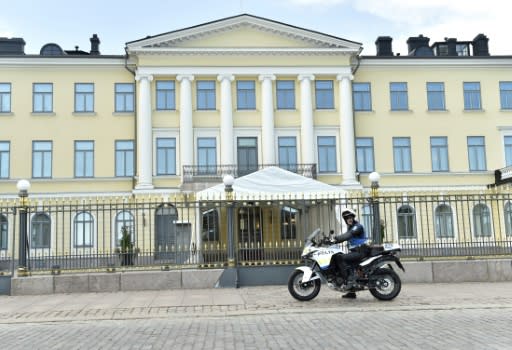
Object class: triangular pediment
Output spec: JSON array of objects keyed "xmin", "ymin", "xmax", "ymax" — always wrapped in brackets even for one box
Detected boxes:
[{"xmin": 126, "ymin": 14, "xmax": 361, "ymax": 53}]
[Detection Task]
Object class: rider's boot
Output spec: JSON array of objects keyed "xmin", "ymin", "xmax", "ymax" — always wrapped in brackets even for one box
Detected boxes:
[{"xmin": 342, "ymin": 291, "xmax": 357, "ymax": 299}]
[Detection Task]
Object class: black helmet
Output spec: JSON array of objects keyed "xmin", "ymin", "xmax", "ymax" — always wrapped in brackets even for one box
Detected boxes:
[{"xmin": 341, "ymin": 208, "xmax": 356, "ymax": 220}]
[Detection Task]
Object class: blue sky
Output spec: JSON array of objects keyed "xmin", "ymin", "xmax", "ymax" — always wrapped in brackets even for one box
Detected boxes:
[{"xmin": 1, "ymin": 0, "xmax": 509, "ymax": 56}]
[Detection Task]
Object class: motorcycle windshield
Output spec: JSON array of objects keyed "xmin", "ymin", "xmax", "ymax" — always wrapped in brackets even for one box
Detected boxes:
[{"xmin": 305, "ymin": 228, "xmax": 321, "ymax": 244}]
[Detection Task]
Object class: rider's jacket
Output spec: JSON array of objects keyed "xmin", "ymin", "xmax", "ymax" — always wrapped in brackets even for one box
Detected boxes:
[{"xmin": 334, "ymin": 221, "xmax": 368, "ymax": 250}]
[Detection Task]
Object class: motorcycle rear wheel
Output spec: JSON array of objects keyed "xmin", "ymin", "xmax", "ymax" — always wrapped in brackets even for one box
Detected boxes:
[
  {"xmin": 288, "ymin": 269, "xmax": 321, "ymax": 301},
  {"xmin": 369, "ymin": 267, "xmax": 401, "ymax": 301}
]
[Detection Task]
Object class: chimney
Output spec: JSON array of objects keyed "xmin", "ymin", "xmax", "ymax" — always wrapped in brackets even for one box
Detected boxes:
[
  {"xmin": 473, "ymin": 34, "xmax": 489, "ymax": 56},
  {"xmin": 407, "ymin": 34, "xmax": 430, "ymax": 55},
  {"xmin": 445, "ymin": 38, "xmax": 457, "ymax": 56},
  {"xmin": 90, "ymin": 34, "xmax": 100, "ymax": 55},
  {"xmin": 375, "ymin": 36, "xmax": 393, "ymax": 56},
  {"xmin": 0, "ymin": 37, "xmax": 26, "ymax": 55}
]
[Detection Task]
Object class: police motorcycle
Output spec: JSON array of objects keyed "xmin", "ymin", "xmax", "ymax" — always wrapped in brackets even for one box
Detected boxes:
[{"xmin": 288, "ymin": 228, "xmax": 405, "ymax": 301}]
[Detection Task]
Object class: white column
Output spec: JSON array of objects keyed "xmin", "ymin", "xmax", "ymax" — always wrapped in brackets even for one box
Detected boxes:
[
  {"xmin": 298, "ymin": 74, "xmax": 315, "ymax": 165},
  {"xmin": 337, "ymin": 74, "xmax": 358, "ymax": 185},
  {"xmin": 177, "ymin": 75, "xmax": 194, "ymax": 174},
  {"xmin": 259, "ymin": 74, "xmax": 276, "ymax": 164},
  {"xmin": 218, "ymin": 74, "xmax": 235, "ymax": 165},
  {"xmin": 135, "ymin": 73, "xmax": 154, "ymax": 190}
]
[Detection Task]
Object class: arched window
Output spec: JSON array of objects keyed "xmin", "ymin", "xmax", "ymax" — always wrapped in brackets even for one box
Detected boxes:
[
  {"xmin": 115, "ymin": 211, "xmax": 134, "ymax": 247},
  {"xmin": 397, "ymin": 205, "xmax": 416, "ymax": 239},
  {"xmin": 473, "ymin": 204, "xmax": 492, "ymax": 237},
  {"xmin": 505, "ymin": 202, "xmax": 512, "ymax": 236},
  {"xmin": 31, "ymin": 213, "xmax": 51, "ymax": 249},
  {"xmin": 74, "ymin": 212, "xmax": 94, "ymax": 248},
  {"xmin": 435, "ymin": 204, "xmax": 454, "ymax": 238},
  {"xmin": 0, "ymin": 214, "xmax": 7, "ymax": 250}
]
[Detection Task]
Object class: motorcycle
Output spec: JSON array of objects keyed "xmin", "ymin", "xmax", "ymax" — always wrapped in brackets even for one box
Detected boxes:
[{"xmin": 288, "ymin": 228, "xmax": 405, "ymax": 301}]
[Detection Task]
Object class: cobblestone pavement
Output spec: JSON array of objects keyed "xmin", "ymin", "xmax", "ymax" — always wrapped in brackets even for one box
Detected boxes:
[{"xmin": 1, "ymin": 282, "xmax": 512, "ymax": 349}]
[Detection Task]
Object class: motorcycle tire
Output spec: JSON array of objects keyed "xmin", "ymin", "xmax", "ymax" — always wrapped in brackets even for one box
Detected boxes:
[
  {"xmin": 287, "ymin": 269, "xmax": 321, "ymax": 301},
  {"xmin": 369, "ymin": 267, "xmax": 402, "ymax": 301}
]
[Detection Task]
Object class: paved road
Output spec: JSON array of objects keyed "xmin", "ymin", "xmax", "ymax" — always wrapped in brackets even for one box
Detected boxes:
[{"xmin": 1, "ymin": 282, "xmax": 512, "ymax": 349}]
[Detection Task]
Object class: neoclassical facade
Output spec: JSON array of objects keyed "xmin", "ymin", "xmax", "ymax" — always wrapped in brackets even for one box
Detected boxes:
[{"xmin": 1, "ymin": 14, "xmax": 512, "ymax": 198}]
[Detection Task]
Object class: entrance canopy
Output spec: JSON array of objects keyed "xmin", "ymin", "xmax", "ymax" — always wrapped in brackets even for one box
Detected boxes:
[{"xmin": 196, "ymin": 167, "xmax": 346, "ymax": 201}]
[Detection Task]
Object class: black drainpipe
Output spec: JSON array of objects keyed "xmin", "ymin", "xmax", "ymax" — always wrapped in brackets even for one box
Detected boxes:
[{"xmin": 124, "ymin": 46, "xmax": 137, "ymax": 191}]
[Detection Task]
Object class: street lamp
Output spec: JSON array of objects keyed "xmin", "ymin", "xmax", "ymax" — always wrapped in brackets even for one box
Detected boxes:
[
  {"xmin": 223, "ymin": 174, "xmax": 238, "ymax": 287},
  {"xmin": 16, "ymin": 179, "xmax": 30, "ymax": 276},
  {"xmin": 368, "ymin": 172, "xmax": 382, "ymax": 244}
]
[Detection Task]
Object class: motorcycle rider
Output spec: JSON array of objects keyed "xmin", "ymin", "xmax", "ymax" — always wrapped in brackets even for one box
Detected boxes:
[{"xmin": 333, "ymin": 208, "xmax": 369, "ymax": 299}]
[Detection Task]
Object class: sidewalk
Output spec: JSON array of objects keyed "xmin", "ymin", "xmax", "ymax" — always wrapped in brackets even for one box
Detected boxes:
[{"xmin": 1, "ymin": 282, "xmax": 512, "ymax": 324}]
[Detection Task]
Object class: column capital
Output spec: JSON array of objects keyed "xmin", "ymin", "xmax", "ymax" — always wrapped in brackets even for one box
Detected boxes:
[
  {"xmin": 258, "ymin": 74, "xmax": 276, "ymax": 81},
  {"xmin": 176, "ymin": 74, "xmax": 195, "ymax": 82},
  {"xmin": 298, "ymin": 74, "xmax": 315, "ymax": 82},
  {"xmin": 217, "ymin": 74, "xmax": 235, "ymax": 82},
  {"xmin": 135, "ymin": 74, "xmax": 153, "ymax": 82},
  {"xmin": 336, "ymin": 73, "xmax": 354, "ymax": 81}
]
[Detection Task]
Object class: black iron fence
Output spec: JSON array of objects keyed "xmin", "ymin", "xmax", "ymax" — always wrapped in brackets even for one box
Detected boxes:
[{"xmin": 0, "ymin": 191, "xmax": 511, "ymax": 275}]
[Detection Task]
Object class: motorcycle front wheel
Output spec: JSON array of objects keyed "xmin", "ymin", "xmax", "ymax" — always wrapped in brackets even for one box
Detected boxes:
[
  {"xmin": 369, "ymin": 267, "xmax": 402, "ymax": 301},
  {"xmin": 288, "ymin": 269, "xmax": 321, "ymax": 301}
]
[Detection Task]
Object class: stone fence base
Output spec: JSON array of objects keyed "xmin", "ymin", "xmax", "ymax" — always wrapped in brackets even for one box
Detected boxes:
[{"xmin": 8, "ymin": 259, "xmax": 512, "ymax": 296}]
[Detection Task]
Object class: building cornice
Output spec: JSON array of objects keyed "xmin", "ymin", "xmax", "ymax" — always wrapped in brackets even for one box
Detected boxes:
[
  {"xmin": 0, "ymin": 56, "xmax": 128, "ymax": 68},
  {"xmin": 135, "ymin": 66, "xmax": 353, "ymax": 76},
  {"xmin": 127, "ymin": 47, "xmax": 356, "ymax": 56},
  {"xmin": 359, "ymin": 57, "xmax": 512, "ymax": 69}
]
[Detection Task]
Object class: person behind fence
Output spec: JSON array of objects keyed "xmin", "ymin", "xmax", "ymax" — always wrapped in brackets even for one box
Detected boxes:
[{"xmin": 332, "ymin": 208, "xmax": 369, "ymax": 299}]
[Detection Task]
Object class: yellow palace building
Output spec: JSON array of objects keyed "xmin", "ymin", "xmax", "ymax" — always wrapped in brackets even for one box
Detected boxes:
[
  {"xmin": 2, "ymin": 14, "xmax": 511, "ymax": 197},
  {"xmin": 1, "ymin": 14, "xmax": 512, "ymax": 271}
]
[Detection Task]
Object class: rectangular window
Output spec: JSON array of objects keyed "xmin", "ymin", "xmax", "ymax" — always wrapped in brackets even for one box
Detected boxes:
[
  {"xmin": 278, "ymin": 137, "xmax": 297, "ymax": 172},
  {"xmin": 468, "ymin": 136, "xmax": 486, "ymax": 171},
  {"xmin": 156, "ymin": 138, "xmax": 176, "ymax": 175},
  {"xmin": 317, "ymin": 136, "xmax": 336, "ymax": 173},
  {"xmin": 463, "ymin": 82, "xmax": 482, "ymax": 110},
  {"xmin": 115, "ymin": 140, "xmax": 134, "ymax": 177},
  {"xmin": 236, "ymin": 80, "xmax": 256, "ymax": 110},
  {"xmin": 276, "ymin": 80, "xmax": 295, "ymax": 110},
  {"xmin": 0, "ymin": 141, "xmax": 9, "ymax": 178},
  {"xmin": 353, "ymin": 82, "xmax": 372, "ymax": 111},
  {"xmin": 32, "ymin": 141, "xmax": 52, "ymax": 178},
  {"xmin": 500, "ymin": 82, "xmax": 512, "ymax": 110},
  {"xmin": 315, "ymin": 80, "xmax": 334, "ymax": 109},
  {"xmin": 390, "ymin": 82, "xmax": 408, "ymax": 111},
  {"xmin": 115, "ymin": 83, "xmax": 134, "ymax": 112},
  {"xmin": 431, "ymin": 137, "xmax": 449, "ymax": 172},
  {"xmin": 156, "ymin": 80, "xmax": 175, "ymax": 110},
  {"xmin": 427, "ymin": 82, "xmax": 446, "ymax": 111},
  {"xmin": 75, "ymin": 83, "xmax": 94, "ymax": 112},
  {"xmin": 33, "ymin": 83, "xmax": 53, "ymax": 112},
  {"xmin": 197, "ymin": 80, "xmax": 216, "ymax": 110},
  {"xmin": 393, "ymin": 137, "xmax": 412, "ymax": 172},
  {"xmin": 356, "ymin": 137, "xmax": 374, "ymax": 173},
  {"xmin": 505, "ymin": 136, "xmax": 512, "ymax": 166},
  {"xmin": 197, "ymin": 138, "xmax": 217, "ymax": 174},
  {"xmin": 74, "ymin": 141, "xmax": 94, "ymax": 177},
  {"xmin": 0, "ymin": 83, "xmax": 11, "ymax": 112}
]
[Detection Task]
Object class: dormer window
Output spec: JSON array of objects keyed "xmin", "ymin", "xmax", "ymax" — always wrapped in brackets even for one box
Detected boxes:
[{"xmin": 40, "ymin": 43, "xmax": 64, "ymax": 56}]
